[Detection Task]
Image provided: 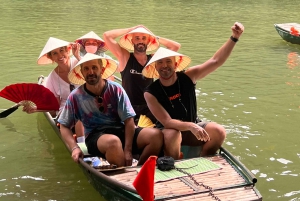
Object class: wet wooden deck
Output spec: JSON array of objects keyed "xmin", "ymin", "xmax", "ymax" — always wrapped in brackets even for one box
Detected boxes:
[{"xmin": 105, "ymin": 155, "xmax": 262, "ymax": 201}]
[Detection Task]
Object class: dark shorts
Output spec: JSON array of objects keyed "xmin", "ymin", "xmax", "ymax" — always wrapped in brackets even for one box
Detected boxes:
[
  {"xmin": 85, "ymin": 126, "xmax": 143, "ymax": 158},
  {"xmin": 132, "ymin": 104, "xmax": 157, "ymax": 125}
]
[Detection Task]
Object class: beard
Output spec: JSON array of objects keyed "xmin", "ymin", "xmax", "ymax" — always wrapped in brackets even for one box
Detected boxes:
[
  {"xmin": 158, "ymin": 67, "xmax": 175, "ymax": 80},
  {"xmin": 133, "ymin": 43, "xmax": 147, "ymax": 53},
  {"xmin": 85, "ymin": 74, "xmax": 100, "ymax": 85}
]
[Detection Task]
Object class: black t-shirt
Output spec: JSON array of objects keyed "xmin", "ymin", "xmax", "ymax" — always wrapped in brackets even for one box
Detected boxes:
[
  {"xmin": 145, "ymin": 72, "xmax": 197, "ymax": 125},
  {"xmin": 121, "ymin": 53, "xmax": 153, "ymax": 105}
]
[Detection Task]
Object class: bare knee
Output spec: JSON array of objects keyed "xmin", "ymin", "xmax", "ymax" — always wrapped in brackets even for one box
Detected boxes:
[
  {"xmin": 98, "ymin": 135, "xmax": 122, "ymax": 153},
  {"xmin": 138, "ymin": 128, "xmax": 163, "ymax": 148},
  {"xmin": 206, "ymin": 123, "xmax": 226, "ymax": 143},
  {"xmin": 162, "ymin": 129, "xmax": 181, "ymax": 145}
]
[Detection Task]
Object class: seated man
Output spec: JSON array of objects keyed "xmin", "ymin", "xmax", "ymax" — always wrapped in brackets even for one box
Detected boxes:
[
  {"xmin": 144, "ymin": 22, "xmax": 244, "ymax": 157},
  {"xmin": 57, "ymin": 53, "xmax": 164, "ymax": 167}
]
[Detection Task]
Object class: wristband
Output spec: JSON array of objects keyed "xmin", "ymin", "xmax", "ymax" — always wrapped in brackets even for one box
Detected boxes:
[
  {"xmin": 230, "ymin": 36, "xmax": 238, "ymax": 43},
  {"xmin": 71, "ymin": 145, "xmax": 80, "ymax": 152}
]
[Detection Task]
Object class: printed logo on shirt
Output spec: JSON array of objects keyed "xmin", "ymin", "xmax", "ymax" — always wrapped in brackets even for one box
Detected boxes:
[{"xmin": 169, "ymin": 93, "xmax": 181, "ymax": 101}]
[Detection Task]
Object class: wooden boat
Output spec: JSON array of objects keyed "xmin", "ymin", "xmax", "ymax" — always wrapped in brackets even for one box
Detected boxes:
[
  {"xmin": 274, "ymin": 23, "xmax": 300, "ymax": 44},
  {"xmin": 40, "ymin": 76, "xmax": 262, "ymax": 201}
]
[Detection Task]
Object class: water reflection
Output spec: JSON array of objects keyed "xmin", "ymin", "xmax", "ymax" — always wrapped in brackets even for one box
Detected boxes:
[
  {"xmin": 286, "ymin": 51, "xmax": 300, "ymax": 87},
  {"xmin": 286, "ymin": 52, "xmax": 299, "ymax": 70},
  {"xmin": 0, "ymin": 118, "xmax": 17, "ymax": 132}
]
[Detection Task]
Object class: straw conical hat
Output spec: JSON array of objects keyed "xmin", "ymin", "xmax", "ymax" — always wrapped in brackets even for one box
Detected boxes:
[
  {"xmin": 75, "ymin": 31, "xmax": 108, "ymax": 53},
  {"xmin": 142, "ymin": 47, "xmax": 191, "ymax": 79},
  {"xmin": 119, "ymin": 27, "xmax": 159, "ymax": 52},
  {"xmin": 68, "ymin": 53, "xmax": 118, "ymax": 85},
  {"xmin": 37, "ymin": 37, "xmax": 70, "ymax": 65}
]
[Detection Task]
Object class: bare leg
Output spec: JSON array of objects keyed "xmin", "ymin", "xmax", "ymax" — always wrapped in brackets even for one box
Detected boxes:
[
  {"xmin": 97, "ymin": 134, "xmax": 125, "ymax": 167},
  {"xmin": 201, "ymin": 122, "xmax": 226, "ymax": 156},
  {"xmin": 136, "ymin": 128, "xmax": 163, "ymax": 165},
  {"xmin": 162, "ymin": 128, "xmax": 181, "ymax": 159}
]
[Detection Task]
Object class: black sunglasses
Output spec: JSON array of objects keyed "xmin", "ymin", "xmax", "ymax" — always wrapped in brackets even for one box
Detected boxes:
[
  {"xmin": 97, "ymin": 96, "xmax": 104, "ymax": 112},
  {"xmin": 70, "ymin": 84, "xmax": 75, "ymax": 92}
]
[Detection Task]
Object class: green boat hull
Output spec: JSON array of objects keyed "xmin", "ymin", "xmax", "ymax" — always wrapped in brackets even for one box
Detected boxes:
[{"xmin": 274, "ymin": 23, "xmax": 300, "ymax": 44}]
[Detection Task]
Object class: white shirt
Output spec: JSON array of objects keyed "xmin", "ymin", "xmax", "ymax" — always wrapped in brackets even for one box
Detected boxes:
[{"xmin": 43, "ymin": 56, "xmax": 79, "ymax": 114}]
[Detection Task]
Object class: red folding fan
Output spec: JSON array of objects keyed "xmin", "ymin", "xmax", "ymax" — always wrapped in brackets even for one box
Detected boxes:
[{"xmin": 0, "ymin": 83, "xmax": 59, "ymax": 112}]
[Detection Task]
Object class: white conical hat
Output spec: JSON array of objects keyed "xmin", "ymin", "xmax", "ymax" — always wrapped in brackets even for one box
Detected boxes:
[
  {"xmin": 142, "ymin": 47, "xmax": 191, "ymax": 79},
  {"xmin": 119, "ymin": 27, "xmax": 159, "ymax": 52},
  {"xmin": 37, "ymin": 37, "xmax": 70, "ymax": 65},
  {"xmin": 68, "ymin": 53, "xmax": 118, "ymax": 85},
  {"xmin": 75, "ymin": 31, "xmax": 108, "ymax": 53}
]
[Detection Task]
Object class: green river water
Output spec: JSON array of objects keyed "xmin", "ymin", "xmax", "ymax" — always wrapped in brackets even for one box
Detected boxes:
[{"xmin": 0, "ymin": 0, "xmax": 299, "ymax": 200}]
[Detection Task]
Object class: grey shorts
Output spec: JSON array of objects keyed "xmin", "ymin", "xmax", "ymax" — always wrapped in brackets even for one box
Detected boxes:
[{"xmin": 85, "ymin": 126, "xmax": 143, "ymax": 158}]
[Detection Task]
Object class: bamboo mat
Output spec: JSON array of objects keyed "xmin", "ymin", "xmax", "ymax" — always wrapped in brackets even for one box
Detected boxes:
[{"xmin": 137, "ymin": 158, "xmax": 221, "ymax": 183}]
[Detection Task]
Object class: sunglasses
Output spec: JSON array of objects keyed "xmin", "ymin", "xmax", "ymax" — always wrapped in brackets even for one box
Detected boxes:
[
  {"xmin": 97, "ymin": 96, "xmax": 104, "ymax": 112},
  {"xmin": 70, "ymin": 84, "xmax": 75, "ymax": 92}
]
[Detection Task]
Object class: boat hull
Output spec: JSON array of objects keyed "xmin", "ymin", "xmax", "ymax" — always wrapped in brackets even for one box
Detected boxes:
[
  {"xmin": 40, "ymin": 75, "xmax": 262, "ymax": 201},
  {"xmin": 274, "ymin": 23, "xmax": 300, "ymax": 44}
]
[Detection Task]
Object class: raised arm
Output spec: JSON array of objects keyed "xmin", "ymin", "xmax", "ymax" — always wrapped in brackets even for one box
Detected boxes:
[
  {"xmin": 157, "ymin": 36, "xmax": 181, "ymax": 51},
  {"xmin": 103, "ymin": 26, "xmax": 139, "ymax": 72},
  {"xmin": 185, "ymin": 22, "xmax": 244, "ymax": 83}
]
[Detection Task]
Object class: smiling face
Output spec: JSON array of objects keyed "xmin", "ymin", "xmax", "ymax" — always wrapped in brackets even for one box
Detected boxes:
[
  {"xmin": 131, "ymin": 33, "xmax": 150, "ymax": 53},
  {"xmin": 47, "ymin": 46, "xmax": 69, "ymax": 65},
  {"xmin": 80, "ymin": 59, "xmax": 103, "ymax": 85},
  {"xmin": 155, "ymin": 56, "xmax": 177, "ymax": 79}
]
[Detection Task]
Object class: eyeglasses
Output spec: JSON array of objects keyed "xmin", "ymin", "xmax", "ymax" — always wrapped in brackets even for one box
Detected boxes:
[
  {"xmin": 97, "ymin": 96, "xmax": 104, "ymax": 112},
  {"xmin": 70, "ymin": 84, "xmax": 75, "ymax": 92}
]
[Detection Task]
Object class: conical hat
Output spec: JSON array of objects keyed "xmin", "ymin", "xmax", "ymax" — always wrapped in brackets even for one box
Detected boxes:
[
  {"xmin": 119, "ymin": 27, "xmax": 159, "ymax": 52},
  {"xmin": 142, "ymin": 47, "xmax": 191, "ymax": 79},
  {"xmin": 75, "ymin": 31, "xmax": 108, "ymax": 53},
  {"xmin": 68, "ymin": 53, "xmax": 118, "ymax": 85},
  {"xmin": 37, "ymin": 37, "xmax": 70, "ymax": 65}
]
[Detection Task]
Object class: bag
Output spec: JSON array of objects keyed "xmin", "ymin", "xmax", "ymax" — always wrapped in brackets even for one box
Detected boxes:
[{"xmin": 157, "ymin": 156, "xmax": 175, "ymax": 171}]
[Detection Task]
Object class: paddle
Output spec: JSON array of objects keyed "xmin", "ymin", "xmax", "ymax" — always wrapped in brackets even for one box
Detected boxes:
[
  {"xmin": 113, "ymin": 75, "xmax": 122, "ymax": 82},
  {"xmin": 0, "ymin": 104, "xmax": 19, "ymax": 118}
]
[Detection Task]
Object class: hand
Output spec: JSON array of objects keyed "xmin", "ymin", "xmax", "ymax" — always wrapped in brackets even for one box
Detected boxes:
[
  {"xmin": 190, "ymin": 123, "xmax": 210, "ymax": 142},
  {"xmin": 22, "ymin": 104, "xmax": 37, "ymax": 114},
  {"xmin": 231, "ymin": 22, "xmax": 244, "ymax": 39},
  {"xmin": 71, "ymin": 43, "xmax": 81, "ymax": 60},
  {"xmin": 124, "ymin": 150, "xmax": 133, "ymax": 166},
  {"xmin": 71, "ymin": 147, "xmax": 83, "ymax": 163}
]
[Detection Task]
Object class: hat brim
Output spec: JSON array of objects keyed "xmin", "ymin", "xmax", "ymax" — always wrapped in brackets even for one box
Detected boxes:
[
  {"xmin": 142, "ymin": 47, "xmax": 191, "ymax": 79},
  {"xmin": 37, "ymin": 37, "xmax": 70, "ymax": 65},
  {"xmin": 68, "ymin": 53, "xmax": 118, "ymax": 85},
  {"xmin": 75, "ymin": 31, "xmax": 108, "ymax": 53},
  {"xmin": 119, "ymin": 27, "xmax": 159, "ymax": 52}
]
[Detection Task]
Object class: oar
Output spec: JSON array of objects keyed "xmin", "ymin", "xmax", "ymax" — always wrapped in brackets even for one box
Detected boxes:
[
  {"xmin": 0, "ymin": 104, "xmax": 19, "ymax": 118},
  {"xmin": 113, "ymin": 75, "xmax": 122, "ymax": 83}
]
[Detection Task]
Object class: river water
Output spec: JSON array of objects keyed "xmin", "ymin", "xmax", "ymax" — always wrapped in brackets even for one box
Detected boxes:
[{"xmin": 0, "ymin": 0, "xmax": 299, "ymax": 200}]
